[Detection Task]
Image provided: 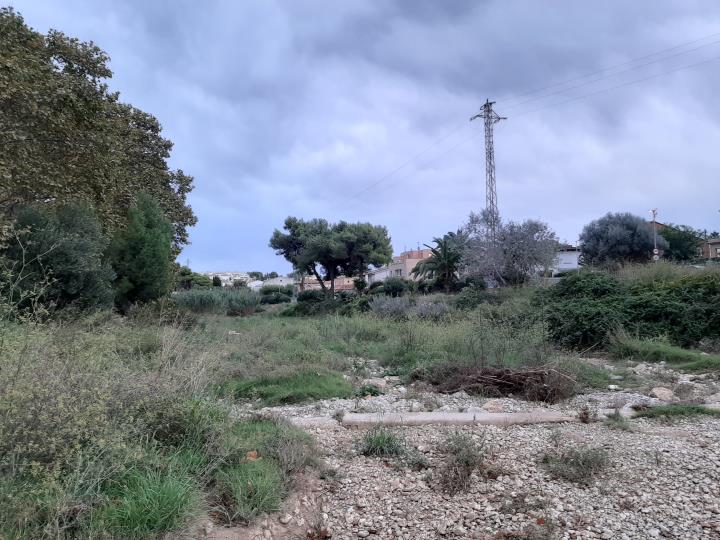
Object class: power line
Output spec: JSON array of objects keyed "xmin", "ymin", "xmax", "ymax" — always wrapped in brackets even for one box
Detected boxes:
[
  {"xmin": 347, "ymin": 51, "xmax": 720, "ymax": 209},
  {"xmin": 501, "ymin": 37, "xmax": 720, "ymax": 113},
  {"xmin": 498, "ymin": 31, "xmax": 720, "ymax": 107}
]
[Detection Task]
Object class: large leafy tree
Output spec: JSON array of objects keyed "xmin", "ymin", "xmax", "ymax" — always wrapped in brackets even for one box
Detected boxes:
[
  {"xmin": 412, "ymin": 232, "xmax": 465, "ymax": 292},
  {"xmin": 659, "ymin": 224, "xmax": 703, "ymax": 261},
  {"xmin": 109, "ymin": 194, "xmax": 174, "ymax": 310},
  {"xmin": 463, "ymin": 210, "xmax": 558, "ymax": 285},
  {"xmin": 269, "ymin": 217, "xmax": 392, "ymax": 295},
  {"xmin": 580, "ymin": 212, "xmax": 667, "ymax": 268},
  {"xmin": 0, "ymin": 8, "xmax": 195, "ymax": 251}
]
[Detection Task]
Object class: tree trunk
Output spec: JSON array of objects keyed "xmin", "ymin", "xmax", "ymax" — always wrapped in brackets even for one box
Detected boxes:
[
  {"xmin": 329, "ymin": 269, "xmax": 336, "ymax": 296},
  {"xmin": 310, "ymin": 266, "xmax": 327, "ymax": 293}
]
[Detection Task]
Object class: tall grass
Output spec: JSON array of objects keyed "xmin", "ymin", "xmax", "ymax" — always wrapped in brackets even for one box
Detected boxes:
[
  {"xmin": 610, "ymin": 331, "xmax": 720, "ymax": 372},
  {"xmin": 173, "ymin": 288, "xmax": 259, "ymax": 315}
]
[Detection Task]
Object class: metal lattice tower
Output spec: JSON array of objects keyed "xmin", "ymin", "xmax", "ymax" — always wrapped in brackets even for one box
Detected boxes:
[{"xmin": 471, "ymin": 99, "xmax": 505, "ymax": 236}]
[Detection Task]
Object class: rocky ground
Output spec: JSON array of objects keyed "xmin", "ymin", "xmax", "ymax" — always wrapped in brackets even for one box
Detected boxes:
[{"xmin": 216, "ymin": 359, "xmax": 720, "ymax": 539}]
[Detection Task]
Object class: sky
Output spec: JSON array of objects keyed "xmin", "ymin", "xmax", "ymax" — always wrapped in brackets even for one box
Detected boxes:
[{"xmin": 9, "ymin": 0, "xmax": 720, "ymax": 273}]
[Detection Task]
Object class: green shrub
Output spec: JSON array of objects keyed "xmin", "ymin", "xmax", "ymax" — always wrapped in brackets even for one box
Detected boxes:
[
  {"xmin": 2, "ymin": 203, "xmax": 115, "ymax": 313},
  {"xmin": 260, "ymin": 284, "xmax": 294, "ymax": 296},
  {"xmin": 222, "ymin": 371, "xmax": 353, "ymax": 405},
  {"xmin": 214, "ymin": 460, "xmax": 284, "ymax": 523},
  {"xmin": 456, "ymin": 284, "xmax": 499, "ymax": 310},
  {"xmin": 260, "ymin": 292, "xmax": 292, "ymax": 305},
  {"xmin": 359, "ymin": 427, "xmax": 406, "ymax": 457},
  {"xmin": 99, "ymin": 469, "xmax": 204, "ymax": 538},
  {"xmin": 297, "ymin": 289, "xmax": 326, "ymax": 303},
  {"xmin": 281, "ymin": 298, "xmax": 343, "ymax": 317},
  {"xmin": 381, "ymin": 277, "xmax": 411, "ymax": 297}
]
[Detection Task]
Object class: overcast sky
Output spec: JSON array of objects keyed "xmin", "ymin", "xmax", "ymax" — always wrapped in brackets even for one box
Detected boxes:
[{"xmin": 9, "ymin": 0, "xmax": 720, "ymax": 272}]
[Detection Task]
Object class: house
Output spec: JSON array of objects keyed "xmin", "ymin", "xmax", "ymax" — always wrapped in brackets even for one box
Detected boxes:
[
  {"xmin": 199, "ymin": 271, "xmax": 250, "ymax": 287},
  {"xmin": 248, "ymin": 280, "xmax": 264, "ymax": 291},
  {"xmin": 366, "ymin": 249, "xmax": 433, "ymax": 285},
  {"xmin": 263, "ymin": 276, "xmax": 295, "ymax": 288},
  {"xmin": 702, "ymin": 238, "xmax": 720, "ymax": 260},
  {"xmin": 551, "ymin": 245, "xmax": 581, "ymax": 275},
  {"xmin": 302, "ymin": 275, "xmax": 355, "ymax": 292}
]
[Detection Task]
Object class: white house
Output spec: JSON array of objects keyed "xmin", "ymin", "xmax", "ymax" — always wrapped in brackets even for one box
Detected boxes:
[{"xmin": 263, "ymin": 276, "xmax": 295, "ymax": 288}]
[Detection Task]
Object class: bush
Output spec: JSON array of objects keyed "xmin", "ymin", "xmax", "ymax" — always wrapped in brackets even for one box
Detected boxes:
[
  {"xmin": 413, "ymin": 299, "xmax": 452, "ymax": 320},
  {"xmin": 634, "ymin": 404, "xmax": 720, "ymax": 419},
  {"xmin": 260, "ymin": 284, "xmax": 294, "ymax": 297},
  {"xmin": 456, "ymin": 284, "xmax": 499, "ymax": 310},
  {"xmin": 260, "ymin": 292, "xmax": 292, "ymax": 305},
  {"xmin": 609, "ymin": 332, "xmax": 720, "ymax": 371},
  {"xmin": 368, "ymin": 296, "xmax": 413, "ymax": 319},
  {"xmin": 539, "ymin": 268, "xmax": 720, "ymax": 348},
  {"xmin": 297, "ymin": 289, "xmax": 326, "ymax": 303},
  {"xmin": 381, "ymin": 277, "xmax": 411, "ymax": 297},
  {"xmin": 541, "ymin": 440, "xmax": 608, "ymax": 484},
  {"xmin": 2, "ymin": 203, "xmax": 115, "ymax": 314},
  {"xmin": 437, "ymin": 432, "xmax": 485, "ymax": 494}
]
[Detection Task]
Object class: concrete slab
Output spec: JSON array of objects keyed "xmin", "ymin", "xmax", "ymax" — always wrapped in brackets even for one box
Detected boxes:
[{"xmin": 341, "ymin": 410, "xmax": 575, "ymax": 428}]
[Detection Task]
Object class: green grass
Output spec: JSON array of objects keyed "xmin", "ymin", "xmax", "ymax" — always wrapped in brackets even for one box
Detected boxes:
[
  {"xmin": 222, "ymin": 370, "xmax": 354, "ymax": 405},
  {"xmin": 215, "ymin": 459, "xmax": 284, "ymax": 523},
  {"xmin": 634, "ymin": 404, "xmax": 720, "ymax": 419},
  {"xmin": 610, "ymin": 333, "xmax": 720, "ymax": 372},
  {"xmin": 541, "ymin": 446, "xmax": 609, "ymax": 485},
  {"xmin": 358, "ymin": 427, "xmax": 406, "ymax": 457},
  {"xmin": 99, "ymin": 469, "xmax": 205, "ymax": 539}
]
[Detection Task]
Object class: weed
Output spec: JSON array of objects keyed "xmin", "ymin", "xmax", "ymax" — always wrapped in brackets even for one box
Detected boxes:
[
  {"xmin": 358, "ymin": 427, "xmax": 406, "ymax": 457},
  {"xmin": 577, "ymin": 404, "xmax": 597, "ymax": 424},
  {"xmin": 610, "ymin": 332, "xmax": 720, "ymax": 372},
  {"xmin": 541, "ymin": 441, "xmax": 608, "ymax": 485},
  {"xmin": 437, "ymin": 431, "xmax": 486, "ymax": 494}
]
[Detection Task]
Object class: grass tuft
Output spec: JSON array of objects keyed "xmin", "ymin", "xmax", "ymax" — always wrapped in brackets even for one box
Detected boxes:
[
  {"xmin": 437, "ymin": 432, "xmax": 486, "ymax": 494},
  {"xmin": 358, "ymin": 427, "xmax": 406, "ymax": 457},
  {"xmin": 214, "ymin": 459, "xmax": 284, "ymax": 523},
  {"xmin": 634, "ymin": 404, "xmax": 720, "ymax": 419},
  {"xmin": 610, "ymin": 332, "xmax": 720, "ymax": 372}
]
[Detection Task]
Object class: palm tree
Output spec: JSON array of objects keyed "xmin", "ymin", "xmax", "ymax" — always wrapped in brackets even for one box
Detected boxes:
[{"xmin": 412, "ymin": 231, "xmax": 465, "ymax": 292}]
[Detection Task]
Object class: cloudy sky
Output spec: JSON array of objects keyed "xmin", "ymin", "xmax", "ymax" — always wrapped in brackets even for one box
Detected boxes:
[{"xmin": 9, "ymin": 0, "xmax": 720, "ymax": 272}]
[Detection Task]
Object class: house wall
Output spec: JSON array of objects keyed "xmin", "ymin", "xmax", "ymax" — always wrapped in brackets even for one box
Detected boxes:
[
  {"xmin": 551, "ymin": 250, "xmax": 581, "ymax": 275},
  {"xmin": 366, "ymin": 249, "xmax": 433, "ymax": 284}
]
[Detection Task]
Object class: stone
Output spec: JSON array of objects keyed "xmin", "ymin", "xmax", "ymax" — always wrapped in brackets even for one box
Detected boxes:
[
  {"xmin": 362, "ymin": 377, "xmax": 387, "ymax": 390},
  {"xmin": 650, "ymin": 387, "xmax": 675, "ymax": 401},
  {"xmin": 279, "ymin": 514, "xmax": 292, "ymax": 525},
  {"xmin": 357, "ymin": 530, "xmax": 370, "ymax": 538},
  {"xmin": 607, "ymin": 385, "xmax": 621, "ymax": 391}
]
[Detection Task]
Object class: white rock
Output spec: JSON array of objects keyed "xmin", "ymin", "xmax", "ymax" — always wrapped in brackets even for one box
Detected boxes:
[{"xmin": 650, "ymin": 387, "xmax": 675, "ymax": 401}]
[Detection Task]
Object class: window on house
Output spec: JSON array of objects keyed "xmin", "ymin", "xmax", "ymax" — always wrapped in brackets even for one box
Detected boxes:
[{"xmin": 395, "ymin": 269, "xmax": 402, "ymax": 277}]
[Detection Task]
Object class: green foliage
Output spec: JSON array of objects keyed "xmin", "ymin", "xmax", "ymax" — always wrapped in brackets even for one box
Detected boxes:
[
  {"xmin": 381, "ymin": 277, "xmax": 414, "ymax": 297},
  {"xmin": 538, "ymin": 268, "xmax": 720, "ymax": 348},
  {"xmin": 215, "ymin": 460, "xmax": 284, "ymax": 523},
  {"xmin": 412, "ymin": 232, "xmax": 465, "ymax": 292},
  {"xmin": 359, "ymin": 427, "xmax": 406, "ymax": 457},
  {"xmin": 173, "ymin": 288, "xmax": 259, "ymax": 316},
  {"xmin": 0, "ymin": 8, "xmax": 196, "ymax": 250},
  {"xmin": 297, "ymin": 289, "xmax": 326, "ymax": 303},
  {"xmin": 174, "ymin": 266, "xmax": 213, "ymax": 290},
  {"xmin": 1, "ymin": 203, "xmax": 114, "ymax": 313},
  {"xmin": 634, "ymin": 404, "xmax": 720, "ymax": 419},
  {"xmin": 456, "ymin": 284, "xmax": 498, "ymax": 310},
  {"xmin": 369, "ymin": 296, "xmax": 413, "ymax": 319},
  {"xmin": 579, "ymin": 212, "xmax": 666, "ymax": 267},
  {"xmin": 659, "ymin": 224, "xmax": 703, "ymax": 261},
  {"xmin": 260, "ymin": 292, "xmax": 292, "ymax": 305},
  {"xmin": 110, "ymin": 194, "xmax": 174, "ymax": 311},
  {"xmin": 99, "ymin": 469, "xmax": 205, "ymax": 538},
  {"xmin": 260, "ymin": 284, "xmax": 294, "ymax": 296},
  {"xmin": 221, "ymin": 371, "xmax": 354, "ymax": 405},
  {"xmin": 609, "ymin": 333, "xmax": 720, "ymax": 371},
  {"xmin": 270, "ymin": 216, "xmax": 392, "ymax": 294},
  {"xmin": 212, "ymin": 275, "xmax": 222, "ymax": 287}
]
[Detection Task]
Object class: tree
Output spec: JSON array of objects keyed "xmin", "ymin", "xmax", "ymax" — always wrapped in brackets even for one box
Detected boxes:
[
  {"xmin": 412, "ymin": 232, "xmax": 465, "ymax": 292},
  {"xmin": 212, "ymin": 275, "xmax": 222, "ymax": 287},
  {"xmin": 247, "ymin": 271, "xmax": 264, "ymax": 281},
  {"xmin": 263, "ymin": 271, "xmax": 279, "ymax": 280},
  {"xmin": 1, "ymin": 203, "xmax": 114, "ymax": 311},
  {"xmin": 109, "ymin": 194, "xmax": 173, "ymax": 310},
  {"xmin": 580, "ymin": 212, "xmax": 667, "ymax": 268},
  {"xmin": 659, "ymin": 224, "xmax": 703, "ymax": 261},
  {"xmin": 269, "ymin": 217, "xmax": 392, "ymax": 295},
  {"xmin": 0, "ymin": 8, "xmax": 196, "ymax": 251},
  {"xmin": 463, "ymin": 210, "xmax": 558, "ymax": 285}
]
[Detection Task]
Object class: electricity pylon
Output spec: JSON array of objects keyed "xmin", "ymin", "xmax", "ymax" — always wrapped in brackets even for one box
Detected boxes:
[{"xmin": 471, "ymin": 99, "xmax": 505, "ymax": 237}]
